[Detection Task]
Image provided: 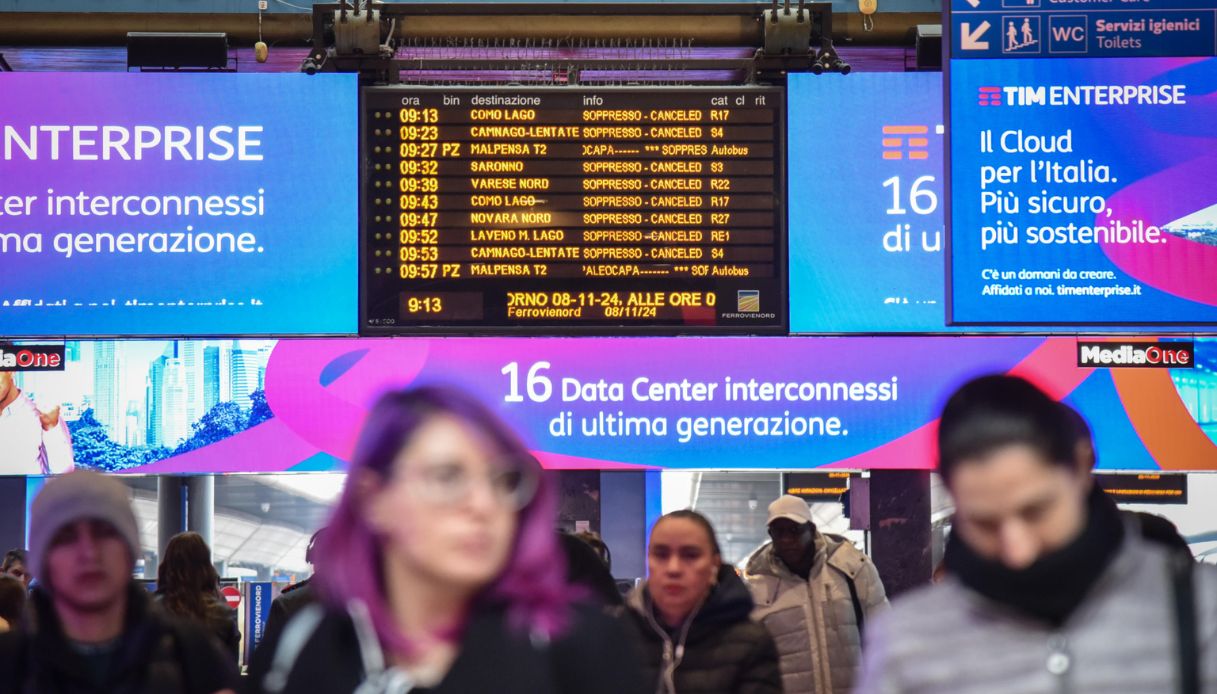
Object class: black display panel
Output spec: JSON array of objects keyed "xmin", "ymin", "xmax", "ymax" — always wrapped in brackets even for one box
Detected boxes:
[
  {"xmin": 1094, "ymin": 473, "xmax": 1188, "ymax": 505},
  {"xmin": 361, "ymin": 87, "xmax": 785, "ymax": 334},
  {"xmin": 782, "ymin": 471, "xmax": 856, "ymax": 502}
]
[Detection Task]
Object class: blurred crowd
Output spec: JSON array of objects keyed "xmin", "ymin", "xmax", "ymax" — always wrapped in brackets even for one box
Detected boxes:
[{"xmin": 0, "ymin": 377, "xmax": 1212, "ymax": 693}]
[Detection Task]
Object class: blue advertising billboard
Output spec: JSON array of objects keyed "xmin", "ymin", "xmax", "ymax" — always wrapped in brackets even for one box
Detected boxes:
[
  {"xmin": 949, "ymin": 57, "xmax": 1217, "ymax": 324},
  {"xmin": 0, "ymin": 73, "xmax": 358, "ymax": 336},
  {"xmin": 787, "ymin": 71, "xmax": 1211, "ymax": 332},
  {"xmin": 788, "ymin": 73, "xmax": 949, "ymax": 333}
]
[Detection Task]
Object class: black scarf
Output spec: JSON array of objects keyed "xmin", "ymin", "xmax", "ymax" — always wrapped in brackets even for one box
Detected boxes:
[{"xmin": 943, "ymin": 485, "xmax": 1125, "ymax": 627}]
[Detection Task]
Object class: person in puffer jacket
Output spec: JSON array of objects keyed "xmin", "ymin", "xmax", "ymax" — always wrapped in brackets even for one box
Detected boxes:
[
  {"xmin": 745, "ymin": 495, "xmax": 888, "ymax": 694},
  {"xmin": 622, "ymin": 510, "xmax": 782, "ymax": 694}
]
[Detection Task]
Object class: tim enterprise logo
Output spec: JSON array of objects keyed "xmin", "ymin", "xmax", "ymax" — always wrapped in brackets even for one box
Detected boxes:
[
  {"xmin": 0, "ymin": 343, "xmax": 65, "ymax": 371},
  {"xmin": 1077, "ymin": 341, "xmax": 1194, "ymax": 368},
  {"xmin": 977, "ymin": 84, "xmax": 1187, "ymax": 107}
]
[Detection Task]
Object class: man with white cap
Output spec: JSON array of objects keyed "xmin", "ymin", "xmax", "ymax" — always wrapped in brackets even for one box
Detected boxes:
[
  {"xmin": 744, "ymin": 494, "xmax": 888, "ymax": 694},
  {"xmin": 0, "ymin": 470, "xmax": 238, "ymax": 693}
]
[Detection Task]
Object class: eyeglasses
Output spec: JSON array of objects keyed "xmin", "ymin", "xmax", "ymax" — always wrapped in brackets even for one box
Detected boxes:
[
  {"xmin": 767, "ymin": 524, "xmax": 807, "ymax": 540},
  {"xmin": 405, "ymin": 457, "xmax": 539, "ymax": 511}
]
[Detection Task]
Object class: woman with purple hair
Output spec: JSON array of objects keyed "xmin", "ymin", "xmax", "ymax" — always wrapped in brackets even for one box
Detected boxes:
[{"xmin": 247, "ymin": 385, "xmax": 645, "ymax": 694}]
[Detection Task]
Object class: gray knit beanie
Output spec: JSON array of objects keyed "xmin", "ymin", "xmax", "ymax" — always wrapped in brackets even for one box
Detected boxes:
[{"xmin": 28, "ymin": 470, "xmax": 141, "ymax": 587}]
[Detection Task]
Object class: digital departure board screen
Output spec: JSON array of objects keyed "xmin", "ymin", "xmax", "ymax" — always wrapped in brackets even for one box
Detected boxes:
[
  {"xmin": 361, "ymin": 87, "xmax": 785, "ymax": 333},
  {"xmin": 1094, "ymin": 473, "xmax": 1188, "ymax": 505}
]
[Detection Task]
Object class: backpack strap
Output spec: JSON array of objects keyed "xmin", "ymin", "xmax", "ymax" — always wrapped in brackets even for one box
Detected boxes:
[
  {"xmin": 346, "ymin": 600, "xmax": 416, "ymax": 694},
  {"xmin": 841, "ymin": 571, "xmax": 865, "ymax": 638},
  {"xmin": 1169, "ymin": 553, "xmax": 1199, "ymax": 694},
  {"xmin": 827, "ymin": 559, "xmax": 866, "ymax": 638},
  {"xmin": 262, "ymin": 604, "xmax": 326, "ymax": 694}
]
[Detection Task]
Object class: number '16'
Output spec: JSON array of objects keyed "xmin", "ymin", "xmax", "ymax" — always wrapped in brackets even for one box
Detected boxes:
[
  {"xmin": 883, "ymin": 175, "xmax": 938, "ymax": 215},
  {"xmin": 502, "ymin": 361, "xmax": 553, "ymax": 403}
]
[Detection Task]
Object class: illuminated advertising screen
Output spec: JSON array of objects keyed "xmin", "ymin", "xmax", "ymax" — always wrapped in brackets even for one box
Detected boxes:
[
  {"xmin": 0, "ymin": 73, "xmax": 358, "ymax": 336},
  {"xmin": 5, "ymin": 337, "xmax": 1216, "ymax": 475},
  {"xmin": 788, "ymin": 73, "xmax": 949, "ymax": 332},
  {"xmin": 789, "ymin": 70, "xmax": 1214, "ymax": 333},
  {"xmin": 361, "ymin": 87, "xmax": 786, "ymax": 333},
  {"xmin": 949, "ymin": 56, "xmax": 1217, "ymax": 324}
]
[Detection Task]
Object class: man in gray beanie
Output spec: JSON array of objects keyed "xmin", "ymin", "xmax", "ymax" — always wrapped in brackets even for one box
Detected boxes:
[{"xmin": 0, "ymin": 470, "xmax": 238, "ymax": 693}]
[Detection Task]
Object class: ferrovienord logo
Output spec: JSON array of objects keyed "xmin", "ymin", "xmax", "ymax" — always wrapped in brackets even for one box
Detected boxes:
[
  {"xmin": 737, "ymin": 290, "xmax": 760, "ymax": 313},
  {"xmin": 1077, "ymin": 341, "xmax": 1194, "ymax": 368}
]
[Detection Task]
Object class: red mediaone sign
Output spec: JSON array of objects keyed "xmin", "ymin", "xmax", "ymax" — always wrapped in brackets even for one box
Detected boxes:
[
  {"xmin": 1077, "ymin": 341, "xmax": 1194, "ymax": 368},
  {"xmin": 0, "ymin": 345, "xmax": 65, "ymax": 371}
]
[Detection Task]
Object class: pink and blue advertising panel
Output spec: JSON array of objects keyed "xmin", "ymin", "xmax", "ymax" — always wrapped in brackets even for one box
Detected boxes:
[{"xmin": 4, "ymin": 337, "xmax": 1216, "ymax": 475}]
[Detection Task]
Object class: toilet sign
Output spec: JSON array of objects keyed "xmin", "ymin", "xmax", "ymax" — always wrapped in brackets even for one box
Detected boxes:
[{"xmin": 949, "ymin": 0, "xmax": 1217, "ymax": 58}]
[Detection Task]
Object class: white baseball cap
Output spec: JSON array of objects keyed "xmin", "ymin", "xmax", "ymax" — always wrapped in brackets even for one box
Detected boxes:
[{"xmin": 767, "ymin": 495, "xmax": 812, "ymax": 526}]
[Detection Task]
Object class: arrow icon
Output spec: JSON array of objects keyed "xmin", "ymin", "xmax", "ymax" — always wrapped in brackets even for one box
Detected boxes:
[
  {"xmin": 961, "ymin": 21, "xmax": 991, "ymax": 49},
  {"xmin": 965, "ymin": 0, "xmax": 981, "ymax": 7}
]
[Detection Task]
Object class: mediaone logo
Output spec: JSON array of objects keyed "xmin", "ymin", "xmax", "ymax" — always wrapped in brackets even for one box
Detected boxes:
[
  {"xmin": 0, "ymin": 343, "xmax": 65, "ymax": 371},
  {"xmin": 1077, "ymin": 341, "xmax": 1194, "ymax": 368}
]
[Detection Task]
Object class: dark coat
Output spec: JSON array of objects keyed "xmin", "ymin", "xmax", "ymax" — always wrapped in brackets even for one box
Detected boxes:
[
  {"xmin": 0, "ymin": 583, "xmax": 239, "ymax": 694},
  {"xmin": 559, "ymin": 534, "xmax": 624, "ymax": 608},
  {"xmin": 201, "ymin": 597, "xmax": 241, "ymax": 662},
  {"xmin": 261, "ymin": 578, "xmax": 316, "ymax": 650},
  {"xmin": 246, "ymin": 600, "xmax": 647, "ymax": 694},
  {"xmin": 623, "ymin": 566, "xmax": 782, "ymax": 694},
  {"xmin": 155, "ymin": 592, "xmax": 241, "ymax": 662}
]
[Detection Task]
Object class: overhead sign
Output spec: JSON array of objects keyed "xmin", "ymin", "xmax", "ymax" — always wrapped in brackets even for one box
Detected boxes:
[
  {"xmin": 1094, "ymin": 472, "xmax": 1188, "ymax": 504},
  {"xmin": 782, "ymin": 471, "xmax": 854, "ymax": 501},
  {"xmin": 361, "ymin": 87, "xmax": 786, "ymax": 333},
  {"xmin": 950, "ymin": 0, "xmax": 1217, "ymax": 58}
]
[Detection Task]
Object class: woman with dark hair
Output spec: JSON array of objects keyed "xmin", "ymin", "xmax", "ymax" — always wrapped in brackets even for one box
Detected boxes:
[
  {"xmin": 855, "ymin": 374, "xmax": 1217, "ymax": 693},
  {"xmin": 248, "ymin": 385, "xmax": 645, "ymax": 694},
  {"xmin": 558, "ymin": 532, "xmax": 622, "ymax": 608},
  {"xmin": 0, "ymin": 575, "xmax": 25, "ymax": 632},
  {"xmin": 624, "ymin": 510, "xmax": 781, "ymax": 694},
  {"xmin": 573, "ymin": 530, "xmax": 612, "ymax": 571},
  {"xmin": 156, "ymin": 531, "xmax": 240, "ymax": 661}
]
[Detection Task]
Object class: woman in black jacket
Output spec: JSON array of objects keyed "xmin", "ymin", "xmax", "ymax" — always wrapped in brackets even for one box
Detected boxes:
[
  {"xmin": 156, "ymin": 531, "xmax": 240, "ymax": 661},
  {"xmin": 624, "ymin": 510, "xmax": 782, "ymax": 694},
  {"xmin": 247, "ymin": 386, "xmax": 645, "ymax": 694}
]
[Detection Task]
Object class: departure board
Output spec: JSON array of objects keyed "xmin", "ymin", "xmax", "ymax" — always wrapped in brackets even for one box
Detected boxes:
[{"xmin": 361, "ymin": 87, "xmax": 785, "ymax": 334}]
